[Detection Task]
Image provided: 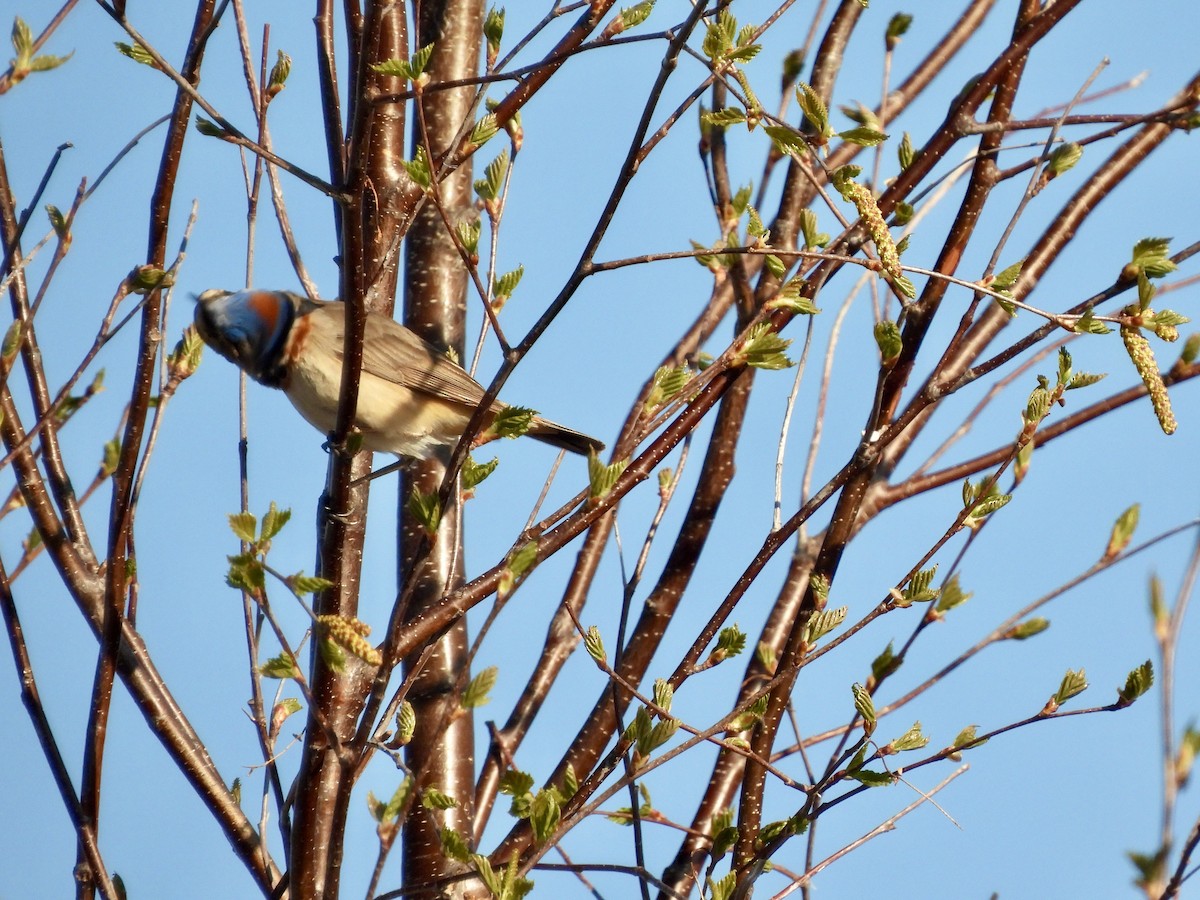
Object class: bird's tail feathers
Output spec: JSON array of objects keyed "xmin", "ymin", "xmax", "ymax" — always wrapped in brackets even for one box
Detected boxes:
[{"xmin": 528, "ymin": 417, "xmax": 605, "ymax": 456}]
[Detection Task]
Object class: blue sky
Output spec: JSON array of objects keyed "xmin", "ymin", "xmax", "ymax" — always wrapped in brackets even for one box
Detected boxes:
[{"xmin": 1, "ymin": 1, "xmax": 1198, "ymax": 897}]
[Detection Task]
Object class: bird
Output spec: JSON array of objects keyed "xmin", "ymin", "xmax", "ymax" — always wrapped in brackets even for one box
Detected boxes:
[{"xmin": 193, "ymin": 289, "xmax": 603, "ymax": 460}]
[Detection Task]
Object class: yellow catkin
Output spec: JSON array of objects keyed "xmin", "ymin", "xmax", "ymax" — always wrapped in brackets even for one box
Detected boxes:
[
  {"xmin": 1121, "ymin": 325, "xmax": 1177, "ymax": 435},
  {"xmin": 836, "ymin": 179, "xmax": 915, "ymax": 298},
  {"xmin": 318, "ymin": 614, "xmax": 383, "ymax": 666}
]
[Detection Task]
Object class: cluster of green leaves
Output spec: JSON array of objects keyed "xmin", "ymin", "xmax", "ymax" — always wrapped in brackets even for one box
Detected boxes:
[
  {"xmin": 498, "ymin": 764, "xmax": 575, "ymax": 846},
  {"xmin": 701, "ymin": 10, "xmax": 761, "ymax": 69},
  {"xmin": 587, "ymin": 454, "xmax": 627, "ymax": 500},
  {"xmin": 497, "ymin": 541, "xmax": 537, "ymax": 600},
  {"xmin": 643, "ymin": 364, "xmax": 691, "ymax": 413},
  {"xmin": 734, "ymin": 322, "xmax": 795, "ymax": 370},
  {"xmin": 7, "ymin": 17, "xmax": 70, "ymax": 84},
  {"xmin": 226, "ymin": 502, "xmax": 330, "ymax": 597},
  {"xmin": 371, "ymin": 42, "xmax": 434, "ymax": 84}
]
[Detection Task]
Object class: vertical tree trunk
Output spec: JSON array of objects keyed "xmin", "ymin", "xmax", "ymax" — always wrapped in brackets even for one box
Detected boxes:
[{"xmin": 400, "ymin": 1, "xmax": 484, "ymax": 892}]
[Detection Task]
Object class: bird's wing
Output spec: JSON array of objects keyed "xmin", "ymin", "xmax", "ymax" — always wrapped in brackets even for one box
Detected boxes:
[{"xmin": 312, "ymin": 300, "xmax": 493, "ymax": 410}]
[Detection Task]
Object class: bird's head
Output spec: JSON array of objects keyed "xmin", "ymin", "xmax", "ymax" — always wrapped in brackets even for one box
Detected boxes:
[{"xmin": 193, "ymin": 289, "xmax": 298, "ymax": 386}]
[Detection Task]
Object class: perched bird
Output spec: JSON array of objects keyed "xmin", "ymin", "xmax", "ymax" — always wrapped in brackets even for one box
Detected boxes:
[{"xmin": 193, "ymin": 289, "xmax": 603, "ymax": 459}]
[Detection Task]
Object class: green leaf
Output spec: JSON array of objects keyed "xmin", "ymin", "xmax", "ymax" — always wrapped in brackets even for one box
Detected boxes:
[
  {"xmin": 1047, "ymin": 141, "xmax": 1082, "ymax": 176},
  {"xmin": 889, "ymin": 721, "xmax": 929, "ymax": 752},
  {"xmin": 440, "ymin": 827, "xmax": 470, "ymax": 862},
  {"xmin": 422, "ymin": 787, "xmax": 458, "ymax": 810},
  {"xmin": 288, "ymin": 573, "xmax": 333, "ymax": 596},
  {"xmin": 871, "ymin": 642, "xmax": 901, "ymax": 682},
  {"xmin": 474, "ymin": 149, "xmax": 509, "ymax": 201},
  {"xmin": 409, "ymin": 43, "xmax": 434, "ymax": 78},
  {"xmin": 701, "ymin": 107, "xmax": 747, "ymax": 128},
  {"xmin": 1065, "ymin": 371, "xmax": 1105, "ymax": 390},
  {"xmin": 395, "ymin": 701, "xmax": 416, "ymax": 745},
  {"xmin": 897, "ymin": 131, "xmax": 915, "ymax": 170},
  {"xmin": 228, "ymin": 511, "xmax": 258, "ymax": 544},
  {"xmin": 838, "ymin": 126, "xmax": 889, "ymax": 147},
  {"xmin": 951, "ymin": 725, "xmax": 987, "ymax": 752},
  {"xmin": 727, "ymin": 695, "xmax": 768, "ymax": 733},
  {"xmin": 371, "ymin": 59, "xmax": 407, "ymax": 77},
  {"xmin": 1052, "ymin": 668, "xmax": 1089, "ymax": 708},
  {"xmin": 1008, "ymin": 617, "xmax": 1050, "ymax": 640},
  {"xmin": 472, "ymin": 855, "xmax": 504, "ymax": 897},
  {"xmin": 1151, "ymin": 308, "xmax": 1190, "ymax": 328},
  {"xmin": 462, "ymin": 455, "xmax": 499, "ymax": 492},
  {"xmin": 226, "ymin": 552, "xmax": 265, "ymax": 592},
  {"xmin": 259, "ymin": 653, "xmax": 301, "ymax": 679},
  {"xmin": 530, "ymin": 787, "xmax": 561, "ymax": 843},
  {"xmin": 406, "ymin": 487, "xmax": 442, "ymax": 535},
  {"xmin": 892, "ymin": 201, "xmax": 915, "ymax": 226},
  {"xmin": 644, "ymin": 716, "xmax": 679, "ymax": 756},
  {"xmin": 484, "ymin": 7, "xmax": 505, "ymax": 52},
  {"xmin": 745, "ymin": 204, "xmax": 767, "ymax": 238},
  {"xmin": 763, "ymin": 124, "xmax": 808, "ymax": 157},
  {"xmin": 708, "ymin": 872, "xmax": 737, "ymax": 900},
  {"xmin": 714, "ymin": 624, "xmax": 747, "ymax": 661},
  {"xmin": 737, "ymin": 322, "xmax": 794, "ymax": 370},
  {"xmin": 852, "ymin": 683, "xmax": 876, "ymax": 731},
  {"xmin": 318, "ymin": 635, "xmax": 346, "ymax": 673},
  {"xmin": 1117, "ymin": 660, "xmax": 1154, "ymax": 707},
  {"xmin": 766, "ymin": 275, "xmax": 820, "ymax": 315},
  {"xmin": 371, "ymin": 44, "xmax": 434, "ymax": 81},
  {"xmin": 499, "ymin": 769, "xmax": 535, "ymax": 799},
  {"xmin": 623, "ymin": 705, "xmax": 653, "ymax": 745},
  {"xmin": 1073, "ymin": 307, "xmax": 1110, "ymax": 335},
  {"xmin": 100, "ymin": 436, "xmax": 121, "ymax": 478},
  {"xmin": 488, "ymin": 405, "xmax": 533, "ymax": 441},
  {"xmin": 403, "ymin": 146, "xmax": 433, "ymax": 189},
  {"xmin": 584, "ymin": 626, "xmax": 605, "ymax": 662},
  {"xmin": 587, "ymin": 455, "xmax": 627, "ymax": 499},
  {"xmin": 838, "ymin": 101, "xmax": 880, "ymax": 129},
  {"xmin": 115, "ymin": 41, "xmax": 157, "ymax": 67},
  {"xmin": 934, "ymin": 574, "xmax": 972, "ymax": 614},
  {"xmin": 644, "ymin": 365, "xmax": 690, "ymax": 412},
  {"xmin": 702, "ymin": 9, "xmax": 736, "ymax": 61},
  {"xmin": 462, "ymin": 666, "xmax": 498, "ymax": 709},
  {"xmin": 1104, "ymin": 504, "xmax": 1139, "ymax": 560},
  {"xmin": 456, "ymin": 217, "xmax": 481, "ymax": 255},
  {"xmin": 266, "ymin": 50, "xmax": 291, "ymax": 94},
  {"xmin": 2, "ymin": 319, "xmax": 22, "ymax": 360},
  {"xmin": 797, "ymin": 209, "xmax": 829, "ymax": 250},
  {"xmin": 260, "ymin": 502, "xmax": 291, "ymax": 542},
  {"xmin": 653, "ymin": 678, "xmax": 674, "ymax": 714},
  {"xmin": 847, "ymin": 767, "xmax": 893, "ymax": 787},
  {"xmin": 469, "ymin": 113, "xmax": 499, "ymax": 148},
  {"xmin": 11, "ymin": 16, "xmax": 32, "ymax": 58},
  {"xmin": 195, "ymin": 116, "xmax": 227, "ymax": 138},
  {"xmin": 370, "ymin": 777, "xmax": 413, "ymax": 823},
  {"xmin": 1127, "ymin": 237, "xmax": 1176, "ymax": 280},
  {"xmin": 620, "ymin": 1, "xmax": 655, "ymax": 30},
  {"xmin": 804, "ymin": 606, "xmax": 847, "ymax": 644},
  {"xmin": 900, "ymin": 565, "xmax": 938, "ymax": 607},
  {"xmin": 993, "ymin": 258, "xmax": 1024, "ymax": 291},
  {"xmin": 507, "ymin": 541, "xmax": 537, "ymax": 579},
  {"xmin": 492, "ymin": 265, "xmax": 524, "ymax": 302},
  {"xmin": 874, "ymin": 320, "xmax": 902, "ymax": 366},
  {"xmin": 886, "ymin": 13, "xmax": 913, "ymax": 48},
  {"xmin": 795, "ymin": 81, "xmax": 829, "ymax": 135},
  {"xmin": 763, "ymin": 254, "xmax": 786, "ymax": 279},
  {"xmin": 561, "ymin": 763, "xmax": 577, "ymax": 799}
]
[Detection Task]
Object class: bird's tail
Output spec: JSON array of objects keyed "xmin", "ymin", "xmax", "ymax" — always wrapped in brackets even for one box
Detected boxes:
[{"xmin": 528, "ymin": 417, "xmax": 605, "ymax": 456}]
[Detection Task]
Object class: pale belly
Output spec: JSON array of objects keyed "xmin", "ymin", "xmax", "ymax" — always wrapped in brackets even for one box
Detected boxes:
[{"xmin": 284, "ymin": 358, "xmax": 472, "ymax": 458}]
